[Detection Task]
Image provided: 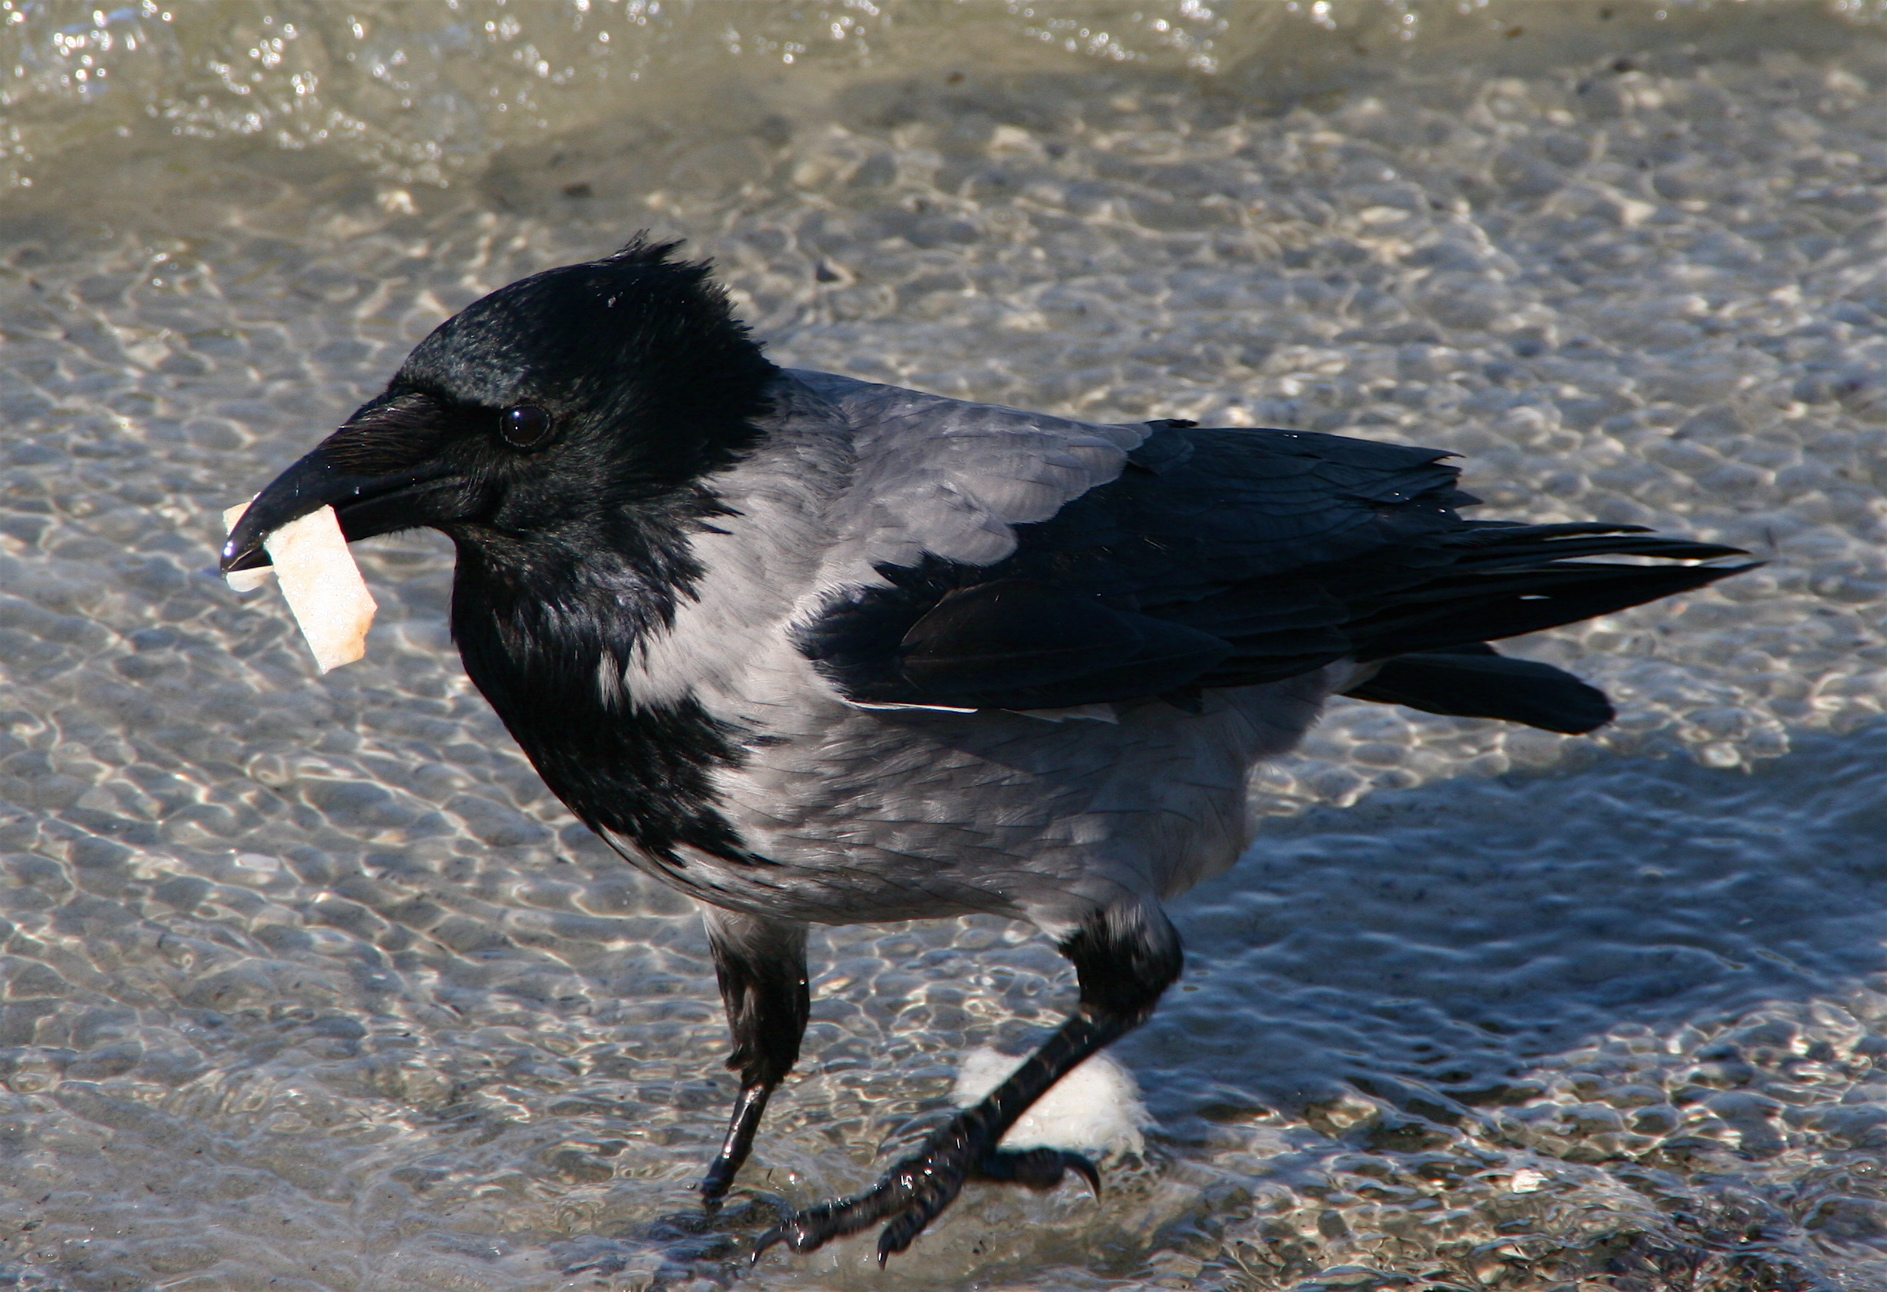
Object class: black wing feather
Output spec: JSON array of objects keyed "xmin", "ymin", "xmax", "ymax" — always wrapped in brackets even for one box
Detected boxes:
[{"xmin": 797, "ymin": 423, "xmax": 1751, "ymax": 721}]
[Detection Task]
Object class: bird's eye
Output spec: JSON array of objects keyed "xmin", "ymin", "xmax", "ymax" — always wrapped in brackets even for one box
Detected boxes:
[{"xmin": 499, "ymin": 405, "xmax": 553, "ymax": 450}]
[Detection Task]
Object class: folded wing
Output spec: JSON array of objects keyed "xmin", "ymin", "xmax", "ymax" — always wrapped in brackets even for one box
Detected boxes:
[{"xmin": 795, "ymin": 415, "xmax": 1751, "ymax": 731}]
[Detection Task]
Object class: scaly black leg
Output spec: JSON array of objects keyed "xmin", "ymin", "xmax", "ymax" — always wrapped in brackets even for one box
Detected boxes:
[
  {"xmin": 697, "ymin": 908, "xmax": 809, "ymax": 1203},
  {"xmin": 755, "ymin": 901, "xmax": 1182, "ymax": 1264}
]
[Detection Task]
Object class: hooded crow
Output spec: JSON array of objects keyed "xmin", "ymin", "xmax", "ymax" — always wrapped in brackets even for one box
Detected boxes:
[{"xmin": 221, "ymin": 239, "xmax": 1751, "ymax": 1262}]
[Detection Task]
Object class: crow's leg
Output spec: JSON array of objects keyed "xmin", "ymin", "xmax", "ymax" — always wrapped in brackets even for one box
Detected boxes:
[
  {"xmin": 755, "ymin": 901, "xmax": 1181, "ymax": 1264},
  {"xmin": 698, "ymin": 907, "xmax": 809, "ymax": 1203}
]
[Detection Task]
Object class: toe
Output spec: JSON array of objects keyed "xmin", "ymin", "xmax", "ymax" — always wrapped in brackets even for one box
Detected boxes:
[
  {"xmin": 751, "ymin": 1175, "xmax": 918, "ymax": 1260},
  {"xmin": 876, "ymin": 1189, "xmax": 947, "ymax": 1265},
  {"xmin": 974, "ymin": 1147, "xmax": 1101, "ymax": 1195}
]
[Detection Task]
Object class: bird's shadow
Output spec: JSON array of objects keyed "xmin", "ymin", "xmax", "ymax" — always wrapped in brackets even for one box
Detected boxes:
[
  {"xmin": 1099, "ymin": 716, "xmax": 1887, "ymax": 1286},
  {"xmin": 1146, "ymin": 716, "xmax": 1887, "ymax": 1110}
]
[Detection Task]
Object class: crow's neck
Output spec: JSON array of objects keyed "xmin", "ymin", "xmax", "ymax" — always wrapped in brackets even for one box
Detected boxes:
[{"xmin": 448, "ymin": 502, "xmax": 749, "ymax": 864}]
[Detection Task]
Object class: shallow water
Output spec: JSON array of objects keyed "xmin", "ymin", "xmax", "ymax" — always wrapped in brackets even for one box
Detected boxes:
[{"xmin": 5, "ymin": 2, "xmax": 1887, "ymax": 1288}]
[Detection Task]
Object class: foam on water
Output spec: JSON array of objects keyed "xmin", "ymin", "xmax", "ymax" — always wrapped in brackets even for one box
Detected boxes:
[
  {"xmin": 953, "ymin": 1046, "xmax": 1150, "ymax": 1158},
  {"xmin": 4, "ymin": 2, "xmax": 1887, "ymax": 1288}
]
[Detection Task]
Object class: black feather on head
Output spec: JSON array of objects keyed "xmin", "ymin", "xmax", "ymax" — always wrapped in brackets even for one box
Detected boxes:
[{"xmin": 379, "ymin": 236, "xmax": 778, "ymax": 501}]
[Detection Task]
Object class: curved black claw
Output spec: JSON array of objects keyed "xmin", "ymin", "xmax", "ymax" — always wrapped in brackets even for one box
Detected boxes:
[
  {"xmin": 750, "ymin": 1225, "xmax": 785, "ymax": 1265},
  {"xmin": 751, "ymin": 1145, "xmax": 1102, "ymax": 1264}
]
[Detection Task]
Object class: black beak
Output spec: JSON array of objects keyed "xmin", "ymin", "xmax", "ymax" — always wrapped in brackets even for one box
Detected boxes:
[{"xmin": 219, "ymin": 447, "xmax": 455, "ymax": 573}]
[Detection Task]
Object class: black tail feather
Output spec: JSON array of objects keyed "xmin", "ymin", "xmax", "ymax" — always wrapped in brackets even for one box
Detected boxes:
[
  {"xmin": 1346, "ymin": 559, "xmax": 1755, "ymax": 661},
  {"xmin": 1325, "ymin": 524, "xmax": 1756, "ymax": 733},
  {"xmin": 1344, "ymin": 645, "xmax": 1615, "ymax": 734}
]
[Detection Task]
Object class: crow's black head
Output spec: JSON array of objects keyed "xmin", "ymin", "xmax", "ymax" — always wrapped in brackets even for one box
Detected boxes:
[
  {"xmin": 222, "ymin": 241, "xmax": 772, "ymax": 858},
  {"xmin": 221, "ymin": 238, "xmax": 777, "ymax": 573}
]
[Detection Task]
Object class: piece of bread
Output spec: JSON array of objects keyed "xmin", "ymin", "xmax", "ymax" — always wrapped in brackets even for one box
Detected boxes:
[{"xmin": 223, "ymin": 500, "xmax": 377, "ymax": 672}]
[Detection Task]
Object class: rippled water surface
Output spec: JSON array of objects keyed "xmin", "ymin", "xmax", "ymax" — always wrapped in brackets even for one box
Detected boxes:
[{"xmin": 6, "ymin": 2, "xmax": 1887, "ymax": 1288}]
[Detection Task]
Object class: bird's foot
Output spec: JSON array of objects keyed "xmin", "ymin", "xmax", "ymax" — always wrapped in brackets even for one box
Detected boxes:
[
  {"xmin": 695, "ymin": 1157, "xmax": 739, "ymax": 1208},
  {"xmin": 753, "ymin": 1141, "xmax": 1098, "ymax": 1265}
]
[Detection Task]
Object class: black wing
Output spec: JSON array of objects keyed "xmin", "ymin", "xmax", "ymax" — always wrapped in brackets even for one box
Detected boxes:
[{"xmin": 796, "ymin": 422, "xmax": 1750, "ymax": 726}]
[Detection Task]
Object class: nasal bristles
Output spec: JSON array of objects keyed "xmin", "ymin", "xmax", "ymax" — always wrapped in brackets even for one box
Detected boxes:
[{"xmin": 320, "ymin": 391, "xmax": 460, "ymax": 475}]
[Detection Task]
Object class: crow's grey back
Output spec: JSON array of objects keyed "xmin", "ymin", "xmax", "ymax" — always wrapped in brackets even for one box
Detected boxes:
[{"xmin": 784, "ymin": 370, "xmax": 1149, "ymax": 590}]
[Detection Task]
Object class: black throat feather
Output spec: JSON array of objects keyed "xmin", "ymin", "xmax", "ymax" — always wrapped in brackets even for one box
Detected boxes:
[{"xmin": 448, "ymin": 487, "xmax": 757, "ymax": 866}]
